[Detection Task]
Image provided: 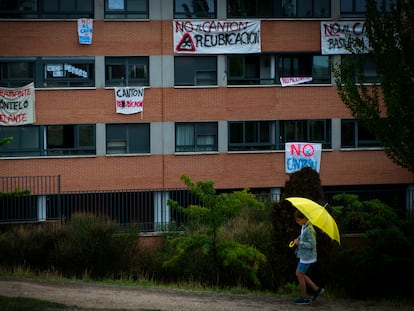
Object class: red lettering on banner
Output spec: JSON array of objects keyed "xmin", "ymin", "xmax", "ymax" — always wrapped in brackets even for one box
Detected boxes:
[
  {"xmin": 289, "ymin": 143, "xmax": 315, "ymax": 158},
  {"xmin": 116, "ymin": 100, "xmax": 143, "ymax": 108},
  {"xmin": 0, "ymin": 113, "xmax": 27, "ymax": 124}
]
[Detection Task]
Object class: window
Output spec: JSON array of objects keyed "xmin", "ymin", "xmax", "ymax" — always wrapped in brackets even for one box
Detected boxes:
[
  {"xmin": 104, "ymin": 0, "xmax": 148, "ymax": 19},
  {"xmin": 176, "ymin": 122, "xmax": 218, "ymax": 152},
  {"xmin": 227, "ymin": 54, "xmax": 330, "ymax": 85},
  {"xmin": 0, "ymin": 126, "xmax": 42, "ymax": 157},
  {"xmin": 227, "ymin": 0, "xmax": 330, "ymax": 18},
  {"xmin": 341, "ymin": 55, "xmax": 378, "ymax": 83},
  {"xmin": 278, "ymin": 54, "xmax": 330, "ymax": 84},
  {"xmin": 174, "ymin": 0, "xmax": 216, "ymax": 18},
  {"xmin": 0, "ymin": 0, "xmax": 94, "ymax": 19},
  {"xmin": 42, "ymin": 58, "xmax": 95, "ymax": 88},
  {"xmin": 0, "ymin": 59, "xmax": 35, "ymax": 87},
  {"xmin": 1, "ymin": 57, "xmax": 95, "ymax": 88},
  {"xmin": 229, "ymin": 121, "xmax": 276, "ymax": 151},
  {"xmin": 106, "ymin": 123, "xmax": 150, "ymax": 154},
  {"xmin": 227, "ymin": 55, "xmax": 261, "ymax": 85},
  {"xmin": 340, "ymin": 0, "xmax": 392, "ymax": 17},
  {"xmin": 279, "ymin": 120, "xmax": 331, "ymax": 149},
  {"xmin": 174, "ymin": 57, "xmax": 217, "ymax": 86},
  {"xmin": 46, "ymin": 124, "xmax": 95, "ymax": 155},
  {"xmin": 341, "ymin": 119, "xmax": 381, "ymax": 148},
  {"xmin": 0, "ymin": 124, "xmax": 96, "ymax": 157},
  {"xmin": 105, "ymin": 57, "xmax": 149, "ymax": 87}
]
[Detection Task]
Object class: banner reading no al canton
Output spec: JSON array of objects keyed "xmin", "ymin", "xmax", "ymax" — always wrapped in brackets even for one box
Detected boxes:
[
  {"xmin": 321, "ymin": 21, "xmax": 370, "ymax": 55},
  {"xmin": 0, "ymin": 82, "xmax": 35, "ymax": 126},
  {"xmin": 174, "ymin": 20, "xmax": 261, "ymax": 54}
]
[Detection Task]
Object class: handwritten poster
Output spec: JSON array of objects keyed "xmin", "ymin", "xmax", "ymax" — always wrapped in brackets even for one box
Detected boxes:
[
  {"xmin": 285, "ymin": 142, "xmax": 322, "ymax": 173},
  {"xmin": 78, "ymin": 18, "xmax": 93, "ymax": 45},
  {"xmin": 174, "ymin": 20, "xmax": 261, "ymax": 54},
  {"xmin": 115, "ymin": 87, "xmax": 144, "ymax": 115},
  {"xmin": 0, "ymin": 83, "xmax": 35, "ymax": 126}
]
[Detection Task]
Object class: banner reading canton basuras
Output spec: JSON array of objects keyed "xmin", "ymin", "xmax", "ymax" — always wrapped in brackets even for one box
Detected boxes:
[
  {"xmin": 321, "ymin": 21, "xmax": 370, "ymax": 55},
  {"xmin": 285, "ymin": 142, "xmax": 322, "ymax": 174},
  {"xmin": 115, "ymin": 87, "xmax": 144, "ymax": 115},
  {"xmin": 0, "ymin": 83, "xmax": 35, "ymax": 126},
  {"xmin": 174, "ymin": 20, "xmax": 261, "ymax": 54}
]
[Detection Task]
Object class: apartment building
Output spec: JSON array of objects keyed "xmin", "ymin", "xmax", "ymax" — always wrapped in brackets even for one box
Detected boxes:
[{"xmin": 0, "ymin": 0, "xmax": 412, "ymax": 228}]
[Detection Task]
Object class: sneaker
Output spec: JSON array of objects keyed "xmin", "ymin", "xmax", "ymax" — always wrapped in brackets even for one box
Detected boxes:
[
  {"xmin": 313, "ymin": 287, "xmax": 324, "ymax": 301},
  {"xmin": 294, "ymin": 297, "xmax": 310, "ymax": 304}
]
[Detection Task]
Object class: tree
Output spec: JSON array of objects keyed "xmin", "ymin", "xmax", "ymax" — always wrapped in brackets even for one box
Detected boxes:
[
  {"xmin": 0, "ymin": 136, "xmax": 13, "ymax": 147},
  {"xmin": 333, "ymin": 0, "xmax": 414, "ymax": 172},
  {"xmin": 164, "ymin": 174, "xmax": 266, "ymax": 287}
]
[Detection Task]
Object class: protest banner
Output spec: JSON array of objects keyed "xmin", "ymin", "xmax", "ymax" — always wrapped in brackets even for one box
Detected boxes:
[
  {"xmin": 280, "ymin": 77, "xmax": 313, "ymax": 87},
  {"xmin": 321, "ymin": 21, "xmax": 370, "ymax": 55},
  {"xmin": 174, "ymin": 20, "xmax": 261, "ymax": 54},
  {"xmin": 285, "ymin": 142, "xmax": 322, "ymax": 173},
  {"xmin": 0, "ymin": 82, "xmax": 35, "ymax": 126},
  {"xmin": 78, "ymin": 18, "xmax": 93, "ymax": 44},
  {"xmin": 115, "ymin": 87, "xmax": 144, "ymax": 115}
]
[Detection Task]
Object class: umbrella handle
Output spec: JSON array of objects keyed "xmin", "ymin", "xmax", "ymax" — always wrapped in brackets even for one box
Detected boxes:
[{"xmin": 289, "ymin": 240, "xmax": 295, "ymax": 248}]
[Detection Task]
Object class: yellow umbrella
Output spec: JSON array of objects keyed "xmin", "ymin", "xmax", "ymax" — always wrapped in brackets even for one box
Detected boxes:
[{"xmin": 286, "ymin": 197, "xmax": 341, "ymax": 245}]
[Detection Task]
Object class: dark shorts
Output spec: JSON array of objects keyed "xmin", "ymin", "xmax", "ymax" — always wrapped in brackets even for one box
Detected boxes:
[{"xmin": 297, "ymin": 262, "xmax": 311, "ymax": 273}]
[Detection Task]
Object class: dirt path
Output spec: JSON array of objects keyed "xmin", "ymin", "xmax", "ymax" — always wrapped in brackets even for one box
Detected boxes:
[{"xmin": 0, "ymin": 279, "xmax": 412, "ymax": 311}]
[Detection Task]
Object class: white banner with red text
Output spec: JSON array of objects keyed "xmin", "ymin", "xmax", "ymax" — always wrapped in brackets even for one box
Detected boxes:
[
  {"xmin": 321, "ymin": 21, "xmax": 370, "ymax": 55},
  {"xmin": 174, "ymin": 20, "xmax": 261, "ymax": 54},
  {"xmin": 115, "ymin": 87, "xmax": 144, "ymax": 115},
  {"xmin": 285, "ymin": 142, "xmax": 322, "ymax": 173},
  {"xmin": 0, "ymin": 82, "xmax": 35, "ymax": 126}
]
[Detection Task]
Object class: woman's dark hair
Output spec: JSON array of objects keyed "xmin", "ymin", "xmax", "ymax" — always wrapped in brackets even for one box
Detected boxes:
[{"xmin": 294, "ymin": 209, "xmax": 306, "ymax": 220}]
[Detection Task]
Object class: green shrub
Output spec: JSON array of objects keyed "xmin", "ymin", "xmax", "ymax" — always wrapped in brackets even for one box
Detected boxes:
[
  {"xmin": 329, "ymin": 194, "xmax": 414, "ymax": 298},
  {"xmin": 53, "ymin": 213, "xmax": 139, "ymax": 278},
  {"xmin": 164, "ymin": 174, "xmax": 267, "ymax": 288},
  {"xmin": 0, "ymin": 223, "xmax": 64, "ymax": 270},
  {"xmin": 0, "ymin": 214, "xmax": 140, "ymax": 280}
]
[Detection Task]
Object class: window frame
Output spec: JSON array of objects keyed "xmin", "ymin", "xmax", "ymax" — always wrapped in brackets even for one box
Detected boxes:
[
  {"xmin": 227, "ymin": 54, "xmax": 331, "ymax": 86},
  {"xmin": 0, "ymin": 58, "xmax": 35, "ymax": 88},
  {"xmin": 0, "ymin": 0, "xmax": 94, "ymax": 19},
  {"xmin": 341, "ymin": 119, "xmax": 381, "ymax": 148},
  {"xmin": 45, "ymin": 124, "xmax": 96, "ymax": 156},
  {"xmin": 340, "ymin": 0, "xmax": 392, "ymax": 17},
  {"xmin": 175, "ymin": 122, "xmax": 218, "ymax": 152},
  {"xmin": 227, "ymin": 0, "xmax": 330, "ymax": 18},
  {"xmin": 340, "ymin": 55, "xmax": 379, "ymax": 84},
  {"xmin": 278, "ymin": 119, "xmax": 332, "ymax": 149},
  {"xmin": 174, "ymin": 0, "xmax": 217, "ymax": 19},
  {"xmin": 105, "ymin": 57, "xmax": 149, "ymax": 87},
  {"xmin": 106, "ymin": 123, "xmax": 150, "ymax": 154},
  {"xmin": 228, "ymin": 121, "xmax": 276, "ymax": 151},
  {"xmin": 174, "ymin": 56, "xmax": 217, "ymax": 87},
  {"xmin": 0, "ymin": 125, "xmax": 42, "ymax": 157},
  {"xmin": 40, "ymin": 57, "xmax": 95, "ymax": 88},
  {"xmin": 104, "ymin": 0, "xmax": 149, "ymax": 19}
]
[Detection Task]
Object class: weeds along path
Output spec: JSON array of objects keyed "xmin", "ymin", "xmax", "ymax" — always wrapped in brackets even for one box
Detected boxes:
[{"xmin": 0, "ymin": 279, "xmax": 411, "ymax": 311}]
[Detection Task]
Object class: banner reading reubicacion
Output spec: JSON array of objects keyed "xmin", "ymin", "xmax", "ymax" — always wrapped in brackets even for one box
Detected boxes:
[
  {"xmin": 174, "ymin": 20, "xmax": 261, "ymax": 54},
  {"xmin": 0, "ymin": 83, "xmax": 35, "ymax": 126},
  {"xmin": 321, "ymin": 21, "xmax": 370, "ymax": 55},
  {"xmin": 285, "ymin": 142, "xmax": 322, "ymax": 173},
  {"xmin": 115, "ymin": 87, "xmax": 144, "ymax": 115}
]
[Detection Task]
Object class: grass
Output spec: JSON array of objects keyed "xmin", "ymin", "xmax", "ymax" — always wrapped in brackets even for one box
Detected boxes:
[
  {"xmin": 0, "ymin": 296, "xmax": 163, "ymax": 311},
  {"xmin": 0, "ymin": 296, "xmax": 67, "ymax": 310}
]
